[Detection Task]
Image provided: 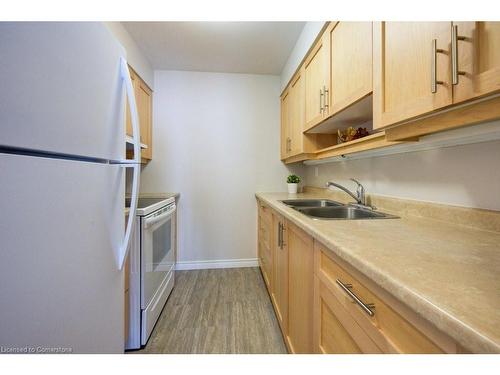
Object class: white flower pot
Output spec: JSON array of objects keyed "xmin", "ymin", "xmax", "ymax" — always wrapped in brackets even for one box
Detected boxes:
[{"xmin": 287, "ymin": 183, "xmax": 298, "ymax": 194}]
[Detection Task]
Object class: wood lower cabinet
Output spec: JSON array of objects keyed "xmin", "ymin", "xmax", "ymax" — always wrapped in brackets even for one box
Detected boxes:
[
  {"xmin": 314, "ymin": 241, "xmax": 456, "ymax": 353},
  {"xmin": 373, "ymin": 22, "xmax": 453, "ymax": 129},
  {"xmin": 271, "ymin": 211, "xmax": 288, "ymax": 335},
  {"xmin": 314, "ymin": 275, "xmax": 381, "ymax": 353},
  {"xmin": 126, "ymin": 66, "xmax": 153, "ymax": 162},
  {"xmin": 452, "ymin": 22, "xmax": 500, "ymax": 104},
  {"xmin": 286, "ymin": 222, "xmax": 314, "ymax": 354},
  {"xmin": 256, "ymin": 200, "xmax": 460, "ymax": 354},
  {"xmin": 258, "ymin": 202, "xmax": 273, "ymax": 289}
]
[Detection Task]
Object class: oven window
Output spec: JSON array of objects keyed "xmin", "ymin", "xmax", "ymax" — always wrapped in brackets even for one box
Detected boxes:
[{"xmin": 152, "ymin": 219, "xmax": 172, "ymax": 271}]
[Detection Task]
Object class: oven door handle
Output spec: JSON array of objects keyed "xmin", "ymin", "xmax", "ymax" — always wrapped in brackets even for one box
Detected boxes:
[{"xmin": 144, "ymin": 206, "xmax": 176, "ymax": 229}]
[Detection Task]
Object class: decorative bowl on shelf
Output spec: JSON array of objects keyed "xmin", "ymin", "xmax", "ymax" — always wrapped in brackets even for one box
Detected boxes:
[{"xmin": 337, "ymin": 127, "xmax": 370, "ymax": 144}]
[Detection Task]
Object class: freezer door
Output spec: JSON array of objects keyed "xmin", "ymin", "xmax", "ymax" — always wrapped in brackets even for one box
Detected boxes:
[
  {"xmin": 0, "ymin": 22, "xmax": 125, "ymax": 161},
  {"xmin": 0, "ymin": 154, "xmax": 125, "ymax": 353}
]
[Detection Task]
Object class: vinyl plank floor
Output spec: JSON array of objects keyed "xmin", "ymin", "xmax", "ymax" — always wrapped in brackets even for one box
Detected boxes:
[{"xmin": 133, "ymin": 267, "xmax": 287, "ymax": 354}]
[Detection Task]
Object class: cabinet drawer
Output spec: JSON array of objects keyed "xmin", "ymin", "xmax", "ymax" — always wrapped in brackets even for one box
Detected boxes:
[
  {"xmin": 314, "ymin": 241, "xmax": 450, "ymax": 353},
  {"xmin": 314, "ymin": 275, "xmax": 381, "ymax": 353}
]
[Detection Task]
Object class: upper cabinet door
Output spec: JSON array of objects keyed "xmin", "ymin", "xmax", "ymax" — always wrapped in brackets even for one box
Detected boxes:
[
  {"xmin": 452, "ymin": 22, "xmax": 500, "ymax": 104},
  {"xmin": 125, "ymin": 70, "xmax": 137, "ymax": 138},
  {"xmin": 304, "ymin": 33, "xmax": 329, "ymax": 130},
  {"xmin": 280, "ymin": 89, "xmax": 290, "ymax": 160},
  {"xmin": 126, "ymin": 67, "xmax": 153, "ymax": 161},
  {"xmin": 136, "ymin": 79, "xmax": 153, "ymax": 160},
  {"xmin": 373, "ymin": 22, "xmax": 453, "ymax": 129},
  {"xmin": 328, "ymin": 22, "xmax": 373, "ymax": 114},
  {"xmin": 288, "ymin": 70, "xmax": 305, "ymax": 157}
]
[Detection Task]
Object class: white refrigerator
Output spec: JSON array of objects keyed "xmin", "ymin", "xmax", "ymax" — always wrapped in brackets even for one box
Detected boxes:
[{"xmin": 0, "ymin": 22, "xmax": 141, "ymax": 353}]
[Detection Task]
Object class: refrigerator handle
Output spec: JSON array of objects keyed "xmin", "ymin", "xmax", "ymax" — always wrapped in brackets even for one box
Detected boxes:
[{"xmin": 117, "ymin": 57, "xmax": 141, "ymax": 270}]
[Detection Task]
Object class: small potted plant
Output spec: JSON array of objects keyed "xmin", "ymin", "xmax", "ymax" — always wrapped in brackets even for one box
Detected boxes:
[{"xmin": 287, "ymin": 174, "xmax": 301, "ymax": 194}]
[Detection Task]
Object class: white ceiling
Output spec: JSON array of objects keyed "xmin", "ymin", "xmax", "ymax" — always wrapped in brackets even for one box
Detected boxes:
[{"xmin": 122, "ymin": 22, "xmax": 305, "ymax": 75}]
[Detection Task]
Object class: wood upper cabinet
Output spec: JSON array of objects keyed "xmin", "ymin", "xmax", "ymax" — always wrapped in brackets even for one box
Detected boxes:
[
  {"xmin": 126, "ymin": 67, "xmax": 153, "ymax": 161},
  {"xmin": 304, "ymin": 33, "xmax": 330, "ymax": 130},
  {"xmin": 271, "ymin": 212, "xmax": 288, "ymax": 335},
  {"xmin": 286, "ymin": 222, "xmax": 314, "ymax": 354},
  {"xmin": 281, "ymin": 73, "xmax": 303, "ymax": 159},
  {"xmin": 327, "ymin": 22, "xmax": 373, "ymax": 115},
  {"xmin": 373, "ymin": 22, "xmax": 453, "ymax": 129},
  {"xmin": 136, "ymin": 79, "xmax": 153, "ymax": 160},
  {"xmin": 288, "ymin": 70, "xmax": 306, "ymax": 157},
  {"xmin": 280, "ymin": 89, "xmax": 291, "ymax": 160},
  {"xmin": 452, "ymin": 22, "xmax": 500, "ymax": 104}
]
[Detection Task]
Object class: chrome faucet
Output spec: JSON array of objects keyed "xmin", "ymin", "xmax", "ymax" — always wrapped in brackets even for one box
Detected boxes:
[{"xmin": 326, "ymin": 178, "xmax": 366, "ymax": 206}]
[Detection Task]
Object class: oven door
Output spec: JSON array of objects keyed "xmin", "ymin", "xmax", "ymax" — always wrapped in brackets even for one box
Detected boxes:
[{"xmin": 141, "ymin": 202, "xmax": 176, "ymax": 309}]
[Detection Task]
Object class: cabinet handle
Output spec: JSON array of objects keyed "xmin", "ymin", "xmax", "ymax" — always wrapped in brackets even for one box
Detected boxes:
[
  {"xmin": 336, "ymin": 279, "xmax": 375, "ymax": 317},
  {"xmin": 451, "ymin": 25, "xmax": 467, "ymax": 85},
  {"xmin": 319, "ymin": 88, "xmax": 324, "ymax": 113},
  {"xmin": 323, "ymin": 85, "xmax": 329, "ymax": 114},
  {"xmin": 280, "ymin": 222, "xmax": 286, "ymax": 248},
  {"xmin": 431, "ymin": 39, "xmax": 445, "ymax": 94},
  {"xmin": 278, "ymin": 222, "xmax": 282, "ymax": 248},
  {"xmin": 287, "ymin": 137, "xmax": 292, "ymax": 152}
]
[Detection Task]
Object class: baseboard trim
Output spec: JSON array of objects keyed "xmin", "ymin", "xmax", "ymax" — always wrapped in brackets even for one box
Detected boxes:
[{"xmin": 175, "ymin": 258, "xmax": 259, "ymax": 271}]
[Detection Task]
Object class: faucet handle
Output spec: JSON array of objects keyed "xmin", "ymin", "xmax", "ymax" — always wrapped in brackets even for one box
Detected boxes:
[
  {"xmin": 350, "ymin": 178, "xmax": 365, "ymax": 205},
  {"xmin": 350, "ymin": 178, "xmax": 362, "ymax": 186}
]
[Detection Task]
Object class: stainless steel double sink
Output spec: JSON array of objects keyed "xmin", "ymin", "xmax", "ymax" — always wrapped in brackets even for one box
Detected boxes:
[{"xmin": 281, "ymin": 199, "xmax": 399, "ymax": 220}]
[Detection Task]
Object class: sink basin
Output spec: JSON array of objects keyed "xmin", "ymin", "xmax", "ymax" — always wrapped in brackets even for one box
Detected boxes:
[
  {"xmin": 295, "ymin": 206, "xmax": 398, "ymax": 220},
  {"xmin": 281, "ymin": 199, "xmax": 343, "ymax": 208}
]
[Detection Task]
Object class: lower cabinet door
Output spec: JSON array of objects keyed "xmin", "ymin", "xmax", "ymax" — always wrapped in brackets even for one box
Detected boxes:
[
  {"xmin": 271, "ymin": 213, "xmax": 288, "ymax": 336},
  {"xmin": 286, "ymin": 223, "xmax": 314, "ymax": 353},
  {"xmin": 313, "ymin": 276, "xmax": 382, "ymax": 353}
]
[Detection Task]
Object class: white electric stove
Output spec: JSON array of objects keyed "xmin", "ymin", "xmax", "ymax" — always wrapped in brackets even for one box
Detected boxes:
[{"xmin": 125, "ymin": 197, "xmax": 176, "ymax": 350}]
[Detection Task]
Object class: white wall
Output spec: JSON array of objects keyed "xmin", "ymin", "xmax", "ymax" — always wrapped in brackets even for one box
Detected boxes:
[
  {"xmin": 105, "ymin": 22, "xmax": 154, "ymax": 88},
  {"xmin": 280, "ymin": 22, "xmax": 325, "ymax": 91},
  {"xmin": 305, "ymin": 136, "xmax": 500, "ymax": 211},
  {"xmin": 140, "ymin": 70, "xmax": 303, "ymax": 265}
]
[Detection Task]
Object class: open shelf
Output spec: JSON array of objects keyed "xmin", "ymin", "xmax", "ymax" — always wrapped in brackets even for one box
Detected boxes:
[
  {"xmin": 306, "ymin": 120, "xmax": 500, "ymax": 165},
  {"xmin": 305, "ymin": 94, "xmax": 373, "ymax": 134},
  {"xmin": 314, "ymin": 131, "xmax": 412, "ymax": 160}
]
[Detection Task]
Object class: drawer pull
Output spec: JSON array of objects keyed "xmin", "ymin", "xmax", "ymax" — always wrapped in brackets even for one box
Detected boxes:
[{"xmin": 336, "ymin": 279, "xmax": 375, "ymax": 317}]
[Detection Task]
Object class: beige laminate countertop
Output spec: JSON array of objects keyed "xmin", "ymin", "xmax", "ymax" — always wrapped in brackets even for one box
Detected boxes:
[{"xmin": 256, "ymin": 192, "xmax": 500, "ymax": 353}]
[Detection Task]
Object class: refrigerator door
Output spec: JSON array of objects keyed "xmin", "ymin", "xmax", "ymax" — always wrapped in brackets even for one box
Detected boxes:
[
  {"xmin": 0, "ymin": 22, "xmax": 125, "ymax": 161},
  {"xmin": 0, "ymin": 153, "xmax": 125, "ymax": 353}
]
